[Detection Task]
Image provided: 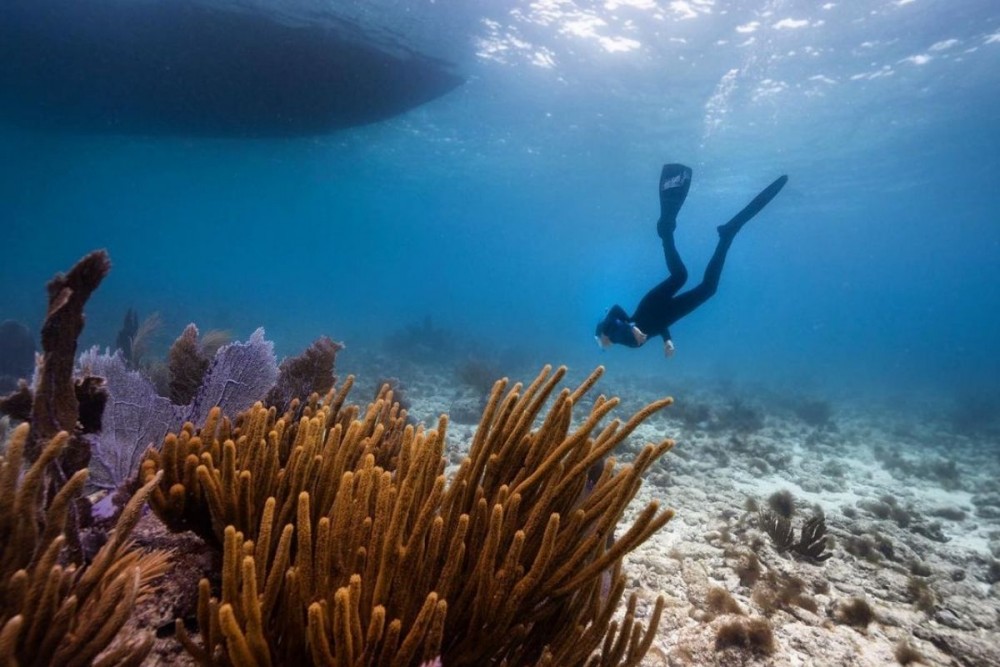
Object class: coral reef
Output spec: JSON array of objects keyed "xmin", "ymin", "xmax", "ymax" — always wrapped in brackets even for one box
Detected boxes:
[
  {"xmin": 1, "ymin": 251, "xmax": 338, "ymax": 544},
  {"xmin": 28, "ymin": 249, "xmax": 110, "ymax": 471},
  {"xmin": 142, "ymin": 365, "xmax": 675, "ymax": 665},
  {"xmin": 0, "ymin": 252, "xmax": 127, "ymax": 555},
  {"xmin": 78, "ymin": 349, "xmax": 184, "ymax": 492},
  {"xmin": 165, "ymin": 324, "xmax": 234, "ymax": 404},
  {"xmin": 759, "ymin": 511, "xmax": 832, "ymax": 563},
  {"xmin": 0, "ymin": 423, "xmax": 169, "ymax": 665},
  {"xmin": 265, "ymin": 336, "xmax": 344, "ymax": 413},
  {"xmin": 374, "ymin": 377, "xmax": 412, "ymax": 414},
  {"xmin": 82, "ymin": 326, "xmax": 338, "ymax": 494},
  {"xmin": 167, "ymin": 324, "xmax": 212, "ymax": 405},
  {"xmin": 185, "ymin": 328, "xmax": 278, "ymax": 426}
]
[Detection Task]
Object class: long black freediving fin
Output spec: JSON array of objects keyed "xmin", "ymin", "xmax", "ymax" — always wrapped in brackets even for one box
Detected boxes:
[{"xmin": 718, "ymin": 174, "xmax": 789, "ymax": 238}]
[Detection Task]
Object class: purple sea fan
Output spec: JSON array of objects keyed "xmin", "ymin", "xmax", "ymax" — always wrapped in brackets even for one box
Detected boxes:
[
  {"xmin": 185, "ymin": 327, "xmax": 278, "ymax": 426},
  {"xmin": 79, "ymin": 328, "xmax": 279, "ymax": 491},
  {"xmin": 78, "ymin": 347, "xmax": 183, "ymax": 491}
]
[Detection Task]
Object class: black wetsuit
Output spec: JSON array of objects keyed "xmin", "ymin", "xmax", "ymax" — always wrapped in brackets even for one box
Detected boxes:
[{"xmin": 597, "ymin": 165, "xmax": 788, "ymax": 349}]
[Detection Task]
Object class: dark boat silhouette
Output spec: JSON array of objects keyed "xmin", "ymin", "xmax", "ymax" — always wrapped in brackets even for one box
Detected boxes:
[{"xmin": 0, "ymin": 0, "xmax": 464, "ymax": 137}]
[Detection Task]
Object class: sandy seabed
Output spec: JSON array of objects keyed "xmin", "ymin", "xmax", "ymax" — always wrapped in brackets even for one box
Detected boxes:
[
  {"xmin": 411, "ymin": 365, "xmax": 1000, "ymax": 667},
  {"xmin": 136, "ymin": 362, "xmax": 1000, "ymax": 666}
]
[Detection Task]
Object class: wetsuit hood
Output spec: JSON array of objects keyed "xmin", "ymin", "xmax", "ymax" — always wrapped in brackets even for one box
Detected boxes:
[{"xmin": 597, "ymin": 309, "xmax": 641, "ymax": 348}]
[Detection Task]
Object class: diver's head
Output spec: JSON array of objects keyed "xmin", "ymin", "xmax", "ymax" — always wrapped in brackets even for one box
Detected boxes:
[{"xmin": 596, "ymin": 310, "xmax": 641, "ymax": 348}]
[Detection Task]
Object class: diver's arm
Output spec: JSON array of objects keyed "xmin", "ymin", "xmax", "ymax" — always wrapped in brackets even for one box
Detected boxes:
[
  {"xmin": 661, "ymin": 329, "xmax": 675, "ymax": 358},
  {"xmin": 631, "ymin": 326, "xmax": 648, "ymax": 346}
]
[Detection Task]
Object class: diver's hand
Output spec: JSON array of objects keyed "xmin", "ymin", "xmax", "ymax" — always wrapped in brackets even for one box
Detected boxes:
[
  {"xmin": 632, "ymin": 326, "xmax": 648, "ymax": 346},
  {"xmin": 664, "ymin": 339, "xmax": 675, "ymax": 358}
]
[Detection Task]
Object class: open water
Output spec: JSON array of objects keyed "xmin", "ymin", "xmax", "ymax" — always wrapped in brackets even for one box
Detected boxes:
[{"xmin": 1, "ymin": 0, "xmax": 998, "ymax": 415}]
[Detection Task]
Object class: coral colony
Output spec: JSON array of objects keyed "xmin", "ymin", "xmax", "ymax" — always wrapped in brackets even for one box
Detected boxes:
[{"xmin": 0, "ymin": 250, "xmax": 675, "ymax": 666}]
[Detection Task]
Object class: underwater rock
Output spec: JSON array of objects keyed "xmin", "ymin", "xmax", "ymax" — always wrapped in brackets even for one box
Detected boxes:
[
  {"xmin": 913, "ymin": 624, "xmax": 1000, "ymax": 666},
  {"xmin": 0, "ymin": 0, "xmax": 463, "ymax": 137}
]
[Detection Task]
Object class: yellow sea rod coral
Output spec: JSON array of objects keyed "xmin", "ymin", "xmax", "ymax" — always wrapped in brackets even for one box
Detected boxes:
[
  {"xmin": 145, "ymin": 365, "xmax": 674, "ymax": 666},
  {"xmin": 141, "ymin": 375, "xmax": 408, "ymax": 545},
  {"xmin": 0, "ymin": 423, "xmax": 170, "ymax": 667}
]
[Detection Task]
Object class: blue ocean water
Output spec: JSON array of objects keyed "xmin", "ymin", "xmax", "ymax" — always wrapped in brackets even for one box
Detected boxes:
[{"xmin": 1, "ymin": 0, "xmax": 998, "ymax": 410}]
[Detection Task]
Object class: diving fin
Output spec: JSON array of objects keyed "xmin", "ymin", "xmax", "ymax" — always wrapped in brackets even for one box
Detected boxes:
[
  {"xmin": 658, "ymin": 163, "xmax": 693, "ymax": 237},
  {"xmin": 717, "ymin": 174, "xmax": 788, "ymax": 239}
]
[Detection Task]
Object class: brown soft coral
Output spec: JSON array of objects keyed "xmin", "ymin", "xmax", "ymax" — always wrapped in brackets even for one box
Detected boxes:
[
  {"xmin": 0, "ymin": 424, "xmax": 169, "ymax": 666},
  {"xmin": 147, "ymin": 365, "xmax": 675, "ymax": 666}
]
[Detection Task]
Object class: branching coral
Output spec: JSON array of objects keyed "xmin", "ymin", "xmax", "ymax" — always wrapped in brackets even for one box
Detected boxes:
[
  {"xmin": 796, "ymin": 515, "xmax": 833, "ymax": 562},
  {"xmin": 141, "ymin": 374, "xmax": 390, "ymax": 544},
  {"xmin": 265, "ymin": 336, "xmax": 343, "ymax": 413},
  {"xmin": 168, "ymin": 324, "xmax": 213, "ymax": 405},
  {"xmin": 759, "ymin": 511, "xmax": 795, "ymax": 552},
  {"xmin": 0, "ymin": 423, "xmax": 170, "ymax": 666},
  {"xmin": 759, "ymin": 511, "xmax": 832, "ymax": 563},
  {"xmin": 0, "ymin": 251, "xmax": 114, "ymax": 560},
  {"xmin": 30, "ymin": 250, "xmax": 110, "ymax": 462},
  {"xmin": 143, "ymin": 365, "xmax": 674, "ymax": 666}
]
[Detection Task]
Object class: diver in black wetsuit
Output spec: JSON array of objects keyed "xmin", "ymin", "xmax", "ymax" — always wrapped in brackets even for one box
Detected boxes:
[{"xmin": 595, "ymin": 164, "xmax": 788, "ymax": 357}]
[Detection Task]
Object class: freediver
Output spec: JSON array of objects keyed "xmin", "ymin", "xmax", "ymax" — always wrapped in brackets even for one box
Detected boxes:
[{"xmin": 595, "ymin": 164, "xmax": 788, "ymax": 356}]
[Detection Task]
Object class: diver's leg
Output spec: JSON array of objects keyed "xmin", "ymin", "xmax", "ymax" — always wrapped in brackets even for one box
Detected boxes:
[
  {"xmin": 665, "ymin": 235, "xmax": 732, "ymax": 322},
  {"xmin": 606, "ymin": 304, "xmax": 630, "ymax": 323},
  {"xmin": 629, "ymin": 165, "xmax": 694, "ymax": 327},
  {"xmin": 667, "ymin": 174, "xmax": 789, "ymax": 321},
  {"xmin": 631, "ymin": 277, "xmax": 680, "ymax": 327},
  {"xmin": 660, "ymin": 229, "xmax": 688, "ymax": 294}
]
